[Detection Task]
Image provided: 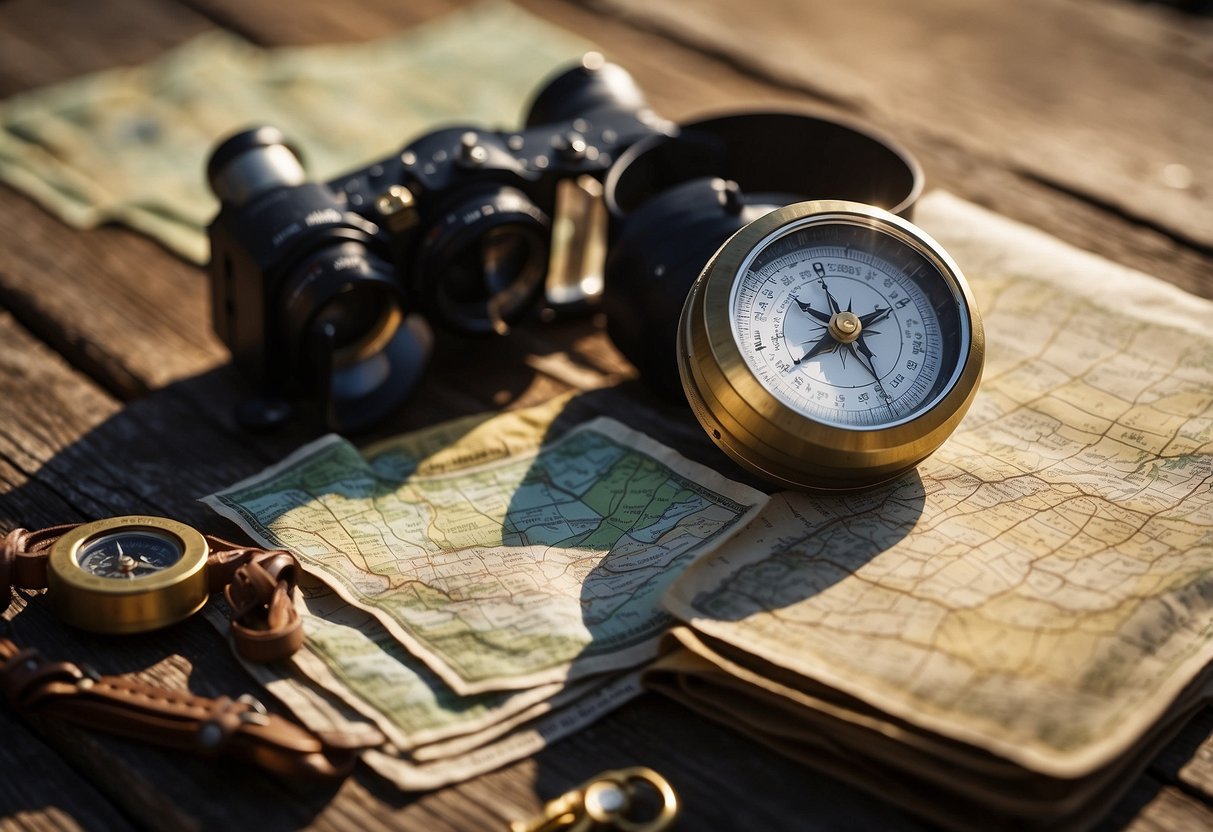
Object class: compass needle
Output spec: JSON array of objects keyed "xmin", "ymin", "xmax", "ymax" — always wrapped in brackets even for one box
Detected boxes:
[
  {"xmin": 792, "ymin": 296, "xmax": 832, "ymax": 323},
  {"xmin": 860, "ymin": 306, "xmax": 892, "ymax": 327},
  {"xmin": 817, "ymin": 277, "xmax": 842, "ymax": 315},
  {"xmin": 795, "ymin": 330, "xmax": 836, "ymax": 364}
]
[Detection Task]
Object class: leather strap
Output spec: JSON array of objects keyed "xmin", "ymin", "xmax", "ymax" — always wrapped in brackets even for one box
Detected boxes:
[
  {"xmin": 1, "ymin": 524, "xmax": 76, "ymax": 592},
  {"xmin": 2, "ymin": 526, "xmax": 303, "ymax": 663},
  {"xmin": 1, "ymin": 522, "xmax": 383, "ymax": 779},
  {"xmin": 0, "ymin": 637, "xmax": 381, "ymax": 779}
]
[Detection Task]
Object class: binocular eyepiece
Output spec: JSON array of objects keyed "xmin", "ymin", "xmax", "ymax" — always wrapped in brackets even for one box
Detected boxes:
[{"xmin": 206, "ymin": 54, "xmax": 667, "ymax": 431}]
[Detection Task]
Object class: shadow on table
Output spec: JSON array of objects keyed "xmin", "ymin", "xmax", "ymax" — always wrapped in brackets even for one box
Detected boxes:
[
  {"xmin": 0, "ymin": 322, "xmax": 555, "ymax": 828},
  {"xmin": 0, "ymin": 327, "xmax": 935, "ymax": 824},
  {"xmin": 4, "ymin": 344, "xmax": 1209, "ymax": 829},
  {"xmin": 0, "ymin": 335, "xmax": 1039, "ymax": 831},
  {"xmin": 0, "ymin": 310, "xmax": 780, "ymax": 827}
]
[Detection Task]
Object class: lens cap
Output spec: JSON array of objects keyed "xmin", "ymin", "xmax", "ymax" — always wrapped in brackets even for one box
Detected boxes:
[
  {"xmin": 602, "ymin": 110, "xmax": 923, "ymax": 400},
  {"xmin": 605, "ymin": 110, "xmax": 922, "ymax": 222}
]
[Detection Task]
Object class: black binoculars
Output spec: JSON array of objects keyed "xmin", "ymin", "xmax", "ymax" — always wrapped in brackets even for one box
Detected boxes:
[
  {"xmin": 207, "ymin": 54, "xmax": 669, "ymax": 430},
  {"xmin": 206, "ymin": 54, "xmax": 921, "ymax": 430}
]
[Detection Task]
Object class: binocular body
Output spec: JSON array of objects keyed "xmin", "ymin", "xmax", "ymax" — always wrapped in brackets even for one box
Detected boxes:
[
  {"xmin": 207, "ymin": 55, "xmax": 668, "ymax": 430},
  {"xmin": 206, "ymin": 55, "xmax": 922, "ymax": 432}
]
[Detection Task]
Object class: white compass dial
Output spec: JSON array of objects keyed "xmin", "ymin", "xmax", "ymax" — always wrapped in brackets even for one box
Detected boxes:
[{"xmin": 729, "ymin": 218, "xmax": 968, "ymax": 430}]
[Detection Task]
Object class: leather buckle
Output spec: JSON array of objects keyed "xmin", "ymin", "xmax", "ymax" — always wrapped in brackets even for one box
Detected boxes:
[{"xmin": 237, "ymin": 693, "xmax": 270, "ymax": 726}]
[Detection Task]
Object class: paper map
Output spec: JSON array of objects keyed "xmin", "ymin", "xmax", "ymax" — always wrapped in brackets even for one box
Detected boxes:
[
  {"xmin": 204, "ymin": 575, "xmax": 646, "ymax": 790},
  {"xmin": 206, "ymin": 415, "xmax": 767, "ymax": 695},
  {"xmin": 663, "ymin": 191, "xmax": 1213, "ymax": 778},
  {"xmin": 0, "ymin": 1, "xmax": 592, "ymax": 263}
]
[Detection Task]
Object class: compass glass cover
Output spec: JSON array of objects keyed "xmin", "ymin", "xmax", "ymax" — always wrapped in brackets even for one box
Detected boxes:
[
  {"xmin": 729, "ymin": 217, "xmax": 969, "ymax": 430},
  {"xmin": 76, "ymin": 529, "xmax": 185, "ymax": 580}
]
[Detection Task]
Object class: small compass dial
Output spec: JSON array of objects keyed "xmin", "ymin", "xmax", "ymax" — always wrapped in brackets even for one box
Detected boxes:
[{"xmin": 76, "ymin": 529, "xmax": 185, "ymax": 580}]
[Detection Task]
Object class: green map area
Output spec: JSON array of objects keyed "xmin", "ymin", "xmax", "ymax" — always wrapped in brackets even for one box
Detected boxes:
[{"xmin": 208, "ymin": 417, "xmax": 766, "ymax": 694}]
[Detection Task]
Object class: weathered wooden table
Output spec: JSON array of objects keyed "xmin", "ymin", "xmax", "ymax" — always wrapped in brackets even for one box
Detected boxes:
[{"xmin": 1, "ymin": 0, "xmax": 1210, "ymax": 828}]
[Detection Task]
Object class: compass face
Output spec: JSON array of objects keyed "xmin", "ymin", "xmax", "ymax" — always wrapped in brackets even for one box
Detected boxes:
[
  {"xmin": 76, "ymin": 529, "xmax": 185, "ymax": 580},
  {"xmin": 678, "ymin": 200, "xmax": 984, "ymax": 490},
  {"xmin": 728, "ymin": 216, "xmax": 970, "ymax": 430}
]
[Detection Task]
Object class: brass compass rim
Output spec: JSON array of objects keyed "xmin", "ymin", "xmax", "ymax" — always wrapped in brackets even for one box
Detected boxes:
[
  {"xmin": 677, "ymin": 199, "xmax": 985, "ymax": 491},
  {"xmin": 48, "ymin": 515, "xmax": 210, "ymax": 634}
]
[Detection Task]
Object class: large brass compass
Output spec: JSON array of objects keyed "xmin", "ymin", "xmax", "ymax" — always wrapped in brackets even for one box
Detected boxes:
[{"xmin": 678, "ymin": 200, "xmax": 985, "ymax": 490}]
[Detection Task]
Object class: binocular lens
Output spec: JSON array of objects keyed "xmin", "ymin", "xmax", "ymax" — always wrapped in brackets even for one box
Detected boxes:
[
  {"xmin": 420, "ymin": 187, "xmax": 549, "ymax": 335},
  {"xmin": 313, "ymin": 282, "xmax": 403, "ymax": 368},
  {"xmin": 440, "ymin": 224, "xmax": 544, "ymax": 332},
  {"xmin": 277, "ymin": 241, "xmax": 428, "ymax": 431}
]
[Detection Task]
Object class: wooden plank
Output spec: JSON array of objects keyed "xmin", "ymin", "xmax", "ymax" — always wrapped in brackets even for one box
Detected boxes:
[
  {"xmin": 0, "ymin": 0, "xmax": 1206, "ymax": 421},
  {"xmin": 515, "ymin": 0, "xmax": 1213, "ymax": 302},
  {"xmin": 0, "ymin": 314, "xmax": 123, "ymax": 528},
  {"xmin": 8, "ymin": 281, "xmax": 1213, "ymax": 832},
  {"xmin": 0, "ymin": 0, "xmax": 225, "ymax": 400},
  {"xmin": 1099, "ymin": 776, "xmax": 1213, "ymax": 831},
  {"xmin": 0, "ymin": 0, "xmax": 638, "ymax": 402},
  {"xmin": 0, "ymin": 192, "xmax": 225, "ymax": 401},
  {"xmin": 0, "ymin": 0, "xmax": 209, "ymax": 99},
  {"xmin": 0, "ymin": 309, "xmax": 469, "ymax": 830},
  {"xmin": 0, "ymin": 232, "xmax": 892, "ymax": 832},
  {"xmin": 576, "ymin": 0, "xmax": 1213, "ymax": 255},
  {"xmin": 0, "ymin": 303, "xmax": 909, "ymax": 831},
  {"xmin": 0, "ymin": 310, "xmax": 313, "ymax": 829},
  {"xmin": 0, "ymin": 711, "xmax": 136, "ymax": 831},
  {"xmin": 1, "ymin": 1, "xmax": 1211, "ymax": 830},
  {"xmin": 180, "ymin": 0, "xmax": 461, "ymax": 45},
  {"xmin": 475, "ymin": 694, "xmax": 927, "ymax": 831},
  {"xmin": 1148, "ymin": 706, "xmax": 1213, "ymax": 804}
]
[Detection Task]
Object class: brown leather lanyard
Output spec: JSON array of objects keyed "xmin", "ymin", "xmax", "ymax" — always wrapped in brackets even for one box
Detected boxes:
[{"xmin": 0, "ymin": 524, "xmax": 381, "ymax": 779}]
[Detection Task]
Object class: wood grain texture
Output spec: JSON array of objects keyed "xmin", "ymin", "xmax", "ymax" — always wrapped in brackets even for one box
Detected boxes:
[
  {"xmin": 1, "ymin": 0, "xmax": 1212, "ymax": 829},
  {"xmin": 576, "ymin": 0, "xmax": 1213, "ymax": 254},
  {"xmin": 0, "ymin": 0, "xmax": 1208, "ymax": 421},
  {"xmin": 0, "ymin": 189, "xmax": 225, "ymax": 401},
  {"xmin": 534, "ymin": 0, "xmax": 1213, "ymax": 301},
  {"xmin": 1148, "ymin": 707, "xmax": 1213, "ymax": 802},
  {"xmin": 0, "ymin": 0, "xmax": 209, "ymax": 99},
  {"xmin": 0, "ymin": 710, "xmax": 136, "ymax": 831},
  {"xmin": 0, "ymin": 0, "xmax": 225, "ymax": 400},
  {"xmin": 1099, "ymin": 778, "xmax": 1213, "ymax": 831},
  {"xmin": 182, "ymin": 0, "xmax": 466, "ymax": 45},
  {"xmin": 0, "ymin": 304, "xmax": 910, "ymax": 832},
  {"xmin": 4, "ymin": 286, "xmax": 1211, "ymax": 832}
]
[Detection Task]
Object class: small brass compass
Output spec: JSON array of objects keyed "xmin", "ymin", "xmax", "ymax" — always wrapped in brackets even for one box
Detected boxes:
[{"xmin": 47, "ymin": 515, "xmax": 210, "ymax": 634}]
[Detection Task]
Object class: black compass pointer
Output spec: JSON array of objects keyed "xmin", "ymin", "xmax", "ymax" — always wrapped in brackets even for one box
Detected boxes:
[
  {"xmin": 818, "ymin": 277, "xmax": 843, "ymax": 315},
  {"xmin": 791, "ymin": 296, "xmax": 832, "ymax": 324},
  {"xmin": 794, "ymin": 330, "xmax": 836, "ymax": 365},
  {"xmin": 860, "ymin": 305, "xmax": 892, "ymax": 327},
  {"xmin": 850, "ymin": 334, "xmax": 892, "ymax": 401}
]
